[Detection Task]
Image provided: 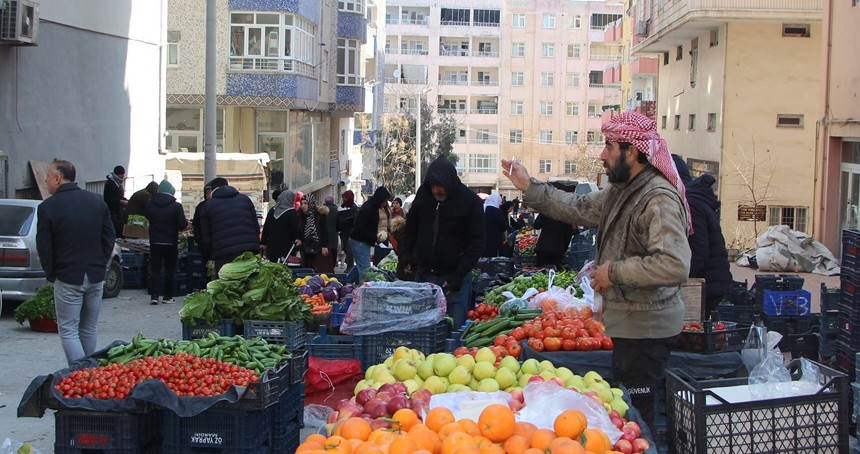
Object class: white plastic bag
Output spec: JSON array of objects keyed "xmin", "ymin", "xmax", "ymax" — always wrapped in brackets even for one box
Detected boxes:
[
  {"xmin": 519, "ymin": 381, "xmax": 622, "ymax": 444},
  {"xmin": 428, "ymin": 391, "xmax": 513, "ymax": 422},
  {"xmin": 0, "ymin": 438, "xmax": 42, "ymax": 454},
  {"xmin": 578, "ymin": 275, "xmax": 603, "ymax": 321}
]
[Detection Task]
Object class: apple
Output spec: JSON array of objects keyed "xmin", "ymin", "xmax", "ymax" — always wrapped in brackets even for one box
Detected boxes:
[
  {"xmin": 386, "ymin": 395, "xmax": 410, "ymax": 415},
  {"xmin": 621, "ymin": 427, "xmax": 638, "ymax": 442},
  {"xmin": 364, "ymin": 399, "xmax": 388, "ymax": 418},
  {"xmin": 509, "ymin": 399, "xmax": 525, "ymax": 412},
  {"xmin": 611, "ymin": 416, "xmax": 625, "ymax": 429},
  {"xmin": 633, "ymin": 438, "xmax": 650, "ymax": 452},
  {"xmin": 410, "ymin": 399, "xmax": 427, "ymax": 415},
  {"xmin": 355, "ymin": 388, "xmax": 377, "ymax": 407},
  {"xmin": 508, "ymin": 388, "xmax": 524, "ymax": 403},
  {"xmin": 614, "ymin": 439, "xmax": 633, "ymax": 454},
  {"xmin": 411, "ymin": 388, "xmax": 432, "ymax": 402},
  {"xmin": 370, "ymin": 419, "xmax": 391, "ymax": 430},
  {"xmin": 623, "ymin": 421, "xmax": 642, "ymax": 438},
  {"xmin": 550, "ymin": 377, "xmax": 565, "ymax": 387},
  {"xmin": 327, "ymin": 411, "xmax": 339, "ymax": 424},
  {"xmin": 392, "ymin": 382, "xmax": 408, "ymax": 394},
  {"xmin": 609, "ymin": 410, "xmax": 621, "ymax": 419},
  {"xmin": 583, "ymin": 390, "xmax": 599, "ymax": 400},
  {"xmin": 375, "ymin": 391, "xmax": 393, "ymax": 402},
  {"xmin": 528, "ymin": 375, "xmax": 545, "ymax": 384},
  {"xmin": 335, "ymin": 398, "xmax": 352, "ymax": 412},
  {"xmin": 377, "ymin": 383, "xmax": 398, "ymax": 396}
]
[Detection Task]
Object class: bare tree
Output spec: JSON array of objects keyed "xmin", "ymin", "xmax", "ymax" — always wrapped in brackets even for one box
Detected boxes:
[
  {"xmin": 563, "ymin": 142, "xmax": 605, "ymax": 181},
  {"xmin": 724, "ymin": 135, "xmax": 775, "ymax": 243}
]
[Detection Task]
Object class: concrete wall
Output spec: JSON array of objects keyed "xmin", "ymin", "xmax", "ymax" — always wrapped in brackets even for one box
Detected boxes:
[
  {"xmin": 0, "ymin": 0, "xmax": 165, "ymax": 198},
  {"xmin": 167, "ymin": 0, "xmax": 228, "ymax": 95}
]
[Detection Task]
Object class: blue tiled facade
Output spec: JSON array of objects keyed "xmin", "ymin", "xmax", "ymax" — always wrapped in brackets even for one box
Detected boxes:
[
  {"xmin": 227, "ymin": 73, "xmax": 318, "ymax": 101},
  {"xmin": 228, "ymin": 0, "xmax": 321, "ymax": 23},
  {"xmin": 337, "ymin": 12, "xmax": 367, "ymax": 42},
  {"xmin": 335, "ymin": 85, "xmax": 365, "ymax": 111}
]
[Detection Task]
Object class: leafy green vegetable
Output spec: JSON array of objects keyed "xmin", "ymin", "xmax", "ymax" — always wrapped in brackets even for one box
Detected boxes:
[
  {"xmin": 14, "ymin": 283, "xmax": 56, "ymax": 324},
  {"xmin": 127, "ymin": 214, "xmax": 148, "ymax": 227}
]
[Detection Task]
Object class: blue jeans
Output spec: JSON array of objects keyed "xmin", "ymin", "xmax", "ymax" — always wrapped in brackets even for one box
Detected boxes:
[
  {"xmin": 54, "ymin": 275, "xmax": 103, "ymax": 364},
  {"xmin": 346, "ymin": 238, "xmax": 372, "ymax": 283},
  {"xmin": 417, "ymin": 272, "xmax": 473, "ymax": 329}
]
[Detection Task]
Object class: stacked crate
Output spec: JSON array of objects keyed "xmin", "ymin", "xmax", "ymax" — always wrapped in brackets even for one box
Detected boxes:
[
  {"xmin": 566, "ymin": 229, "xmax": 596, "ymax": 271},
  {"xmin": 819, "ymin": 283, "xmax": 841, "ymax": 363},
  {"xmin": 121, "ymin": 251, "xmax": 148, "ymax": 289},
  {"xmin": 716, "ymin": 280, "xmax": 758, "ymax": 324}
]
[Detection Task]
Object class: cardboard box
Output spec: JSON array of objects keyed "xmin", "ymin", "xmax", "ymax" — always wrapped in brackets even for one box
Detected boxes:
[
  {"xmin": 122, "ymin": 224, "xmax": 149, "ymax": 239},
  {"xmin": 681, "ymin": 278, "xmax": 705, "ymax": 323}
]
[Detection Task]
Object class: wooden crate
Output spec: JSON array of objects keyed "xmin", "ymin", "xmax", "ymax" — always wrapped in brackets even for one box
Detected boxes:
[
  {"xmin": 122, "ymin": 224, "xmax": 149, "ymax": 239},
  {"xmin": 680, "ymin": 278, "xmax": 705, "ymax": 323}
]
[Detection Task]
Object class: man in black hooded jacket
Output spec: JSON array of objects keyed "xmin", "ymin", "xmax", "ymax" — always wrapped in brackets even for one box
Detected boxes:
[
  {"xmin": 398, "ymin": 156, "xmax": 485, "ymax": 328},
  {"xmin": 199, "ymin": 177, "xmax": 260, "ymax": 274},
  {"xmin": 672, "ymin": 154, "xmax": 732, "ymax": 315}
]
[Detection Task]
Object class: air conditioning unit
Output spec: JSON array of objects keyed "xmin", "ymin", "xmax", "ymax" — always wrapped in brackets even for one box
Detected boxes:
[
  {"xmin": 0, "ymin": 0, "xmax": 39, "ymax": 45},
  {"xmin": 635, "ymin": 19, "xmax": 649, "ymax": 37}
]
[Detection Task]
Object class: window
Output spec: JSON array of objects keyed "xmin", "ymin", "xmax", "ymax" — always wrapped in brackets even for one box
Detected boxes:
[
  {"xmin": 690, "ymin": 38, "xmax": 698, "ymax": 87},
  {"xmin": 470, "ymin": 154, "xmax": 497, "ymax": 173},
  {"xmin": 674, "ymin": 115, "xmax": 681, "ymax": 130},
  {"xmin": 511, "ymin": 42, "xmax": 525, "ymax": 57},
  {"xmin": 230, "ymin": 12, "xmax": 317, "ymax": 72},
  {"xmin": 590, "ymin": 13, "xmax": 621, "ymax": 29},
  {"xmin": 587, "ymin": 102, "xmax": 602, "ymax": 118},
  {"xmin": 337, "ymin": 39, "xmax": 361, "ymax": 85},
  {"xmin": 566, "ymin": 72, "xmax": 581, "ymax": 87},
  {"xmin": 338, "ymin": 0, "xmax": 364, "ymax": 13},
  {"xmin": 440, "ymin": 8, "xmax": 470, "ymax": 25},
  {"xmin": 588, "ymin": 70, "xmax": 603, "ymax": 86},
  {"xmin": 769, "ymin": 206, "xmax": 808, "ymax": 232},
  {"xmin": 709, "ymin": 29, "xmax": 719, "ymax": 47},
  {"xmin": 676, "ymin": 45, "xmax": 683, "ymax": 61},
  {"xmin": 540, "ymin": 101, "xmax": 554, "ymax": 115},
  {"xmin": 512, "ymin": 13, "xmax": 525, "ymax": 28},
  {"xmin": 510, "ymin": 101, "xmax": 523, "ymax": 115},
  {"xmin": 540, "ymin": 72, "xmax": 555, "ymax": 86},
  {"xmin": 688, "ymin": 114, "xmax": 696, "ymax": 131},
  {"xmin": 565, "ymin": 131, "xmax": 578, "ymax": 145},
  {"xmin": 661, "ymin": 115, "xmax": 667, "ymax": 129},
  {"xmin": 540, "ymin": 131, "xmax": 553, "ymax": 144},
  {"xmin": 539, "ymin": 159, "xmax": 553, "ymax": 173},
  {"xmin": 564, "ymin": 160, "xmax": 576, "ymax": 173},
  {"xmin": 511, "ymin": 72, "xmax": 524, "ymax": 86},
  {"xmin": 663, "ymin": 52, "xmax": 669, "ymax": 65},
  {"xmin": 587, "ymin": 130, "xmax": 602, "ymax": 143},
  {"xmin": 777, "ymin": 114, "xmax": 804, "ymax": 128},
  {"xmin": 782, "ymin": 24, "xmax": 810, "ymax": 37},
  {"xmin": 541, "ymin": 43, "xmax": 555, "ymax": 57},
  {"xmin": 474, "ymin": 9, "xmax": 500, "ymax": 27},
  {"xmin": 542, "ymin": 13, "xmax": 556, "ymax": 29},
  {"xmin": 567, "ymin": 44, "xmax": 581, "ymax": 59},
  {"xmin": 167, "ymin": 31, "xmax": 180, "ymax": 67},
  {"xmin": 569, "ymin": 14, "xmax": 582, "ymax": 29},
  {"xmin": 707, "ymin": 113, "xmax": 717, "ymax": 132},
  {"xmin": 566, "ymin": 102, "xmax": 579, "ymax": 116},
  {"xmin": 509, "ymin": 129, "xmax": 523, "ymax": 144}
]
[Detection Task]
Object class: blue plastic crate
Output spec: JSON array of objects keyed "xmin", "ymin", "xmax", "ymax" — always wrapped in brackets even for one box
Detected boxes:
[
  {"xmin": 762, "ymin": 289, "xmax": 811, "ymax": 316},
  {"xmin": 243, "ymin": 320, "xmax": 306, "ymax": 351},
  {"xmin": 716, "ymin": 303, "xmax": 759, "ymax": 325},
  {"xmin": 821, "ymin": 283, "xmax": 840, "ymax": 312},
  {"xmin": 358, "ymin": 320, "xmax": 450, "ymax": 371},
  {"xmin": 269, "ymin": 383, "xmax": 304, "ymax": 452},
  {"xmin": 753, "ymin": 274, "xmax": 804, "ymax": 306},
  {"xmin": 54, "ymin": 409, "xmax": 160, "ymax": 454},
  {"xmin": 763, "ymin": 314, "xmax": 815, "ymax": 335},
  {"xmin": 181, "ymin": 319, "xmax": 235, "ymax": 341},
  {"xmin": 122, "ymin": 269, "xmax": 147, "ymax": 289},
  {"xmin": 161, "ymin": 406, "xmax": 270, "ymax": 453},
  {"xmin": 121, "ymin": 251, "xmax": 147, "ymax": 268},
  {"xmin": 307, "ymin": 327, "xmax": 361, "ymax": 361}
]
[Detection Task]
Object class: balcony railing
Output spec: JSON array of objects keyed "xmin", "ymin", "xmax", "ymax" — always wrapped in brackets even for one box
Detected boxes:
[
  {"xmin": 385, "ymin": 18, "xmax": 398, "ymax": 24},
  {"xmin": 438, "ymin": 107, "xmax": 467, "ymax": 114},
  {"xmin": 471, "ymin": 80, "xmax": 498, "ymax": 86},
  {"xmin": 472, "ymin": 51, "xmax": 499, "ymax": 58},
  {"xmin": 441, "ymin": 20, "xmax": 470, "ymax": 26},
  {"xmin": 440, "ymin": 49, "xmax": 470, "ymax": 57},
  {"xmin": 470, "ymin": 108, "xmax": 498, "ymax": 114},
  {"xmin": 228, "ymin": 57, "xmax": 314, "ymax": 77},
  {"xmin": 401, "ymin": 18, "xmax": 429, "ymax": 25},
  {"xmin": 439, "ymin": 79, "xmax": 469, "ymax": 85},
  {"xmin": 384, "ymin": 77, "xmax": 430, "ymax": 84},
  {"xmin": 588, "ymin": 83, "xmax": 621, "ymax": 89},
  {"xmin": 471, "ymin": 138, "xmax": 498, "ymax": 144},
  {"xmin": 400, "ymin": 48, "xmax": 429, "ymax": 55},
  {"xmin": 590, "ymin": 54, "xmax": 622, "ymax": 61}
]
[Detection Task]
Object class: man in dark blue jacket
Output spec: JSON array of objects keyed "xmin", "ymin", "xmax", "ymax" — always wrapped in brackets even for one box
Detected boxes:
[
  {"xmin": 398, "ymin": 156, "xmax": 485, "ymax": 327},
  {"xmin": 145, "ymin": 180, "xmax": 188, "ymax": 305},
  {"xmin": 37, "ymin": 159, "xmax": 115, "ymax": 364},
  {"xmin": 199, "ymin": 177, "xmax": 260, "ymax": 274}
]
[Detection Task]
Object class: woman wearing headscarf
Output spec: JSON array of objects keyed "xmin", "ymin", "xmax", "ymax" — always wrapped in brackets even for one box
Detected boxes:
[
  {"xmin": 260, "ymin": 190, "xmax": 301, "ymax": 263},
  {"xmin": 347, "ymin": 186, "xmax": 391, "ymax": 283},
  {"xmin": 482, "ymin": 192, "xmax": 507, "ymax": 257},
  {"xmin": 299, "ymin": 194, "xmax": 329, "ymax": 270}
]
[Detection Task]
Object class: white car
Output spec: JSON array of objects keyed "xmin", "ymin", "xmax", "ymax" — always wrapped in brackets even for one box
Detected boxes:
[{"xmin": 0, "ymin": 199, "xmax": 123, "ymax": 312}]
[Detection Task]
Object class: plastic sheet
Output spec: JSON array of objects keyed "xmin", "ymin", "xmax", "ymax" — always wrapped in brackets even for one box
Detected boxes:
[
  {"xmin": 519, "ymin": 381, "xmax": 623, "ymax": 444},
  {"xmin": 1, "ymin": 438, "xmax": 43, "ymax": 454},
  {"xmin": 340, "ymin": 281, "xmax": 447, "ymax": 335},
  {"xmin": 750, "ymin": 355, "xmax": 821, "ymax": 400},
  {"xmin": 303, "ymin": 404, "xmax": 335, "ymax": 433}
]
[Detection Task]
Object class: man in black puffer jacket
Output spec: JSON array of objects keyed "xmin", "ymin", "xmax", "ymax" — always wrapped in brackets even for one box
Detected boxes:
[
  {"xmin": 199, "ymin": 177, "xmax": 261, "ymax": 274},
  {"xmin": 398, "ymin": 156, "xmax": 485, "ymax": 328},
  {"xmin": 672, "ymin": 155, "xmax": 732, "ymax": 315},
  {"xmin": 144, "ymin": 180, "xmax": 188, "ymax": 305}
]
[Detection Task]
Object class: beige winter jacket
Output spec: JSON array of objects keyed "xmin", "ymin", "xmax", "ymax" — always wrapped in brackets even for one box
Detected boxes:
[{"xmin": 522, "ymin": 165, "xmax": 691, "ymax": 338}]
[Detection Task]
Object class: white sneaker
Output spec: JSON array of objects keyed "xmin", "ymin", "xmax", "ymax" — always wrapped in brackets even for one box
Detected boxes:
[{"xmin": 162, "ymin": 298, "xmax": 175, "ymax": 304}]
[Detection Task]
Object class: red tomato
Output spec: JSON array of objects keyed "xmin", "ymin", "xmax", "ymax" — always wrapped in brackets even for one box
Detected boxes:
[
  {"xmin": 561, "ymin": 327, "xmax": 577, "ymax": 340},
  {"xmin": 601, "ymin": 337, "xmax": 614, "ymax": 350},
  {"xmin": 589, "ymin": 337, "xmax": 602, "ymax": 350},
  {"xmin": 510, "ymin": 327, "xmax": 527, "ymax": 341},
  {"xmin": 531, "ymin": 339, "xmax": 545, "ymax": 352},
  {"xmin": 508, "ymin": 343, "xmax": 522, "ymax": 358},
  {"xmin": 576, "ymin": 338, "xmax": 593, "ymax": 351},
  {"xmin": 562, "ymin": 339, "xmax": 577, "ymax": 351},
  {"xmin": 544, "ymin": 337, "xmax": 562, "ymax": 352},
  {"xmin": 494, "ymin": 334, "xmax": 509, "ymax": 347}
]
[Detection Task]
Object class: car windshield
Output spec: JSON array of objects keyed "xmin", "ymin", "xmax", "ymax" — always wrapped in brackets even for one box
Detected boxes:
[{"xmin": 0, "ymin": 205, "xmax": 35, "ymax": 236}]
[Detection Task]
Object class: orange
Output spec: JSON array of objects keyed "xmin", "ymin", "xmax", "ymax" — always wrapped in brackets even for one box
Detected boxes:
[
  {"xmin": 477, "ymin": 404, "xmax": 516, "ymax": 442},
  {"xmin": 426, "ymin": 407, "xmax": 457, "ymax": 432},
  {"xmin": 548, "ymin": 437, "xmax": 586, "ymax": 454},
  {"xmin": 325, "ymin": 435, "xmax": 353, "ymax": 453},
  {"xmin": 296, "ymin": 441, "xmax": 324, "ymax": 452},
  {"xmin": 522, "ymin": 450, "xmax": 544, "ymax": 454},
  {"xmin": 442, "ymin": 432, "xmax": 476, "ymax": 454},
  {"xmin": 554, "ymin": 410, "xmax": 587, "ymax": 439},
  {"xmin": 408, "ymin": 427, "xmax": 441, "ymax": 453},
  {"xmin": 502, "ymin": 434, "xmax": 531, "ymax": 454},
  {"xmin": 438, "ymin": 421, "xmax": 466, "ymax": 439},
  {"xmin": 459, "ymin": 418, "xmax": 482, "ymax": 437},
  {"xmin": 353, "ymin": 441, "xmax": 385, "ymax": 454},
  {"xmin": 580, "ymin": 429, "xmax": 610, "ymax": 453},
  {"xmin": 453, "ymin": 446, "xmax": 481, "ymax": 454},
  {"xmin": 529, "ymin": 429, "xmax": 557, "ymax": 451},
  {"xmin": 339, "ymin": 417, "xmax": 373, "ymax": 441},
  {"xmin": 305, "ymin": 434, "xmax": 328, "ymax": 445},
  {"xmin": 389, "ymin": 433, "xmax": 420, "ymax": 454},
  {"xmin": 392, "ymin": 408, "xmax": 421, "ymax": 432},
  {"xmin": 512, "ymin": 421, "xmax": 538, "ymax": 441}
]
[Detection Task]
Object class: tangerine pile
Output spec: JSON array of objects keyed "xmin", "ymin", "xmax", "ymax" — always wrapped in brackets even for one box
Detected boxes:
[{"xmin": 297, "ymin": 405, "xmax": 622, "ymax": 454}]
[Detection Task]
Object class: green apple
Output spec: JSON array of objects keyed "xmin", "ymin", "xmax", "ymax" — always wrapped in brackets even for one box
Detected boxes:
[
  {"xmin": 565, "ymin": 375, "xmax": 585, "ymax": 390},
  {"xmin": 610, "ymin": 396, "xmax": 629, "ymax": 417},
  {"xmin": 456, "ymin": 354, "xmax": 476, "ymax": 372},
  {"xmin": 595, "ymin": 386, "xmax": 614, "ymax": 404},
  {"xmin": 473, "ymin": 361, "xmax": 496, "ymax": 381},
  {"xmin": 538, "ymin": 360, "xmax": 556, "ymax": 373},
  {"xmin": 423, "ymin": 376, "xmax": 447, "ymax": 394},
  {"xmin": 495, "ymin": 367, "xmax": 517, "ymax": 389},
  {"xmin": 611, "ymin": 387, "xmax": 624, "ymax": 397},
  {"xmin": 475, "ymin": 347, "xmax": 496, "ymax": 364},
  {"xmin": 583, "ymin": 371, "xmax": 606, "ymax": 389},
  {"xmin": 555, "ymin": 367, "xmax": 574, "ymax": 382},
  {"xmin": 446, "ymin": 383, "xmax": 471, "ymax": 393},
  {"xmin": 521, "ymin": 359, "xmax": 540, "ymax": 375},
  {"xmin": 393, "ymin": 358, "xmax": 417, "ymax": 381},
  {"xmin": 371, "ymin": 366, "xmax": 391, "ymax": 381},
  {"xmin": 498, "ymin": 356, "xmax": 521, "ymax": 374},
  {"xmin": 383, "ymin": 356, "xmax": 394, "ymax": 368},
  {"xmin": 417, "ymin": 360, "xmax": 435, "ymax": 380},
  {"xmin": 403, "ymin": 379, "xmax": 421, "ymax": 394},
  {"xmin": 448, "ymin": 366, "xmax": 472, "ymax": 385},
  {"xmin": 354, "ymin": 379, "xmax": 369, "ymax": 395},
  {"xmin": 365, "ymin": 365, "xmax": 377, "ymax": 381},
  {"xmin": 374, "ymin": 370, "xmax": 396, "ymax": 384},
  {"xmin": 477, "ymin": 378, "xmax": 500, "ymax": 392},
  {"xmin": 538, "ymin": 370, "xmax": 557, "ymax": 382},
  {"xmin": 518, "ymin": 373, "xmax": 534, "ymax": 387},
  {"xmin": 469, "ymin": 377, "xmax": 480, "ymax": 390},
  {"xmin": 433, "ymin": 353, "xmax": 458, "ymax": 377}
]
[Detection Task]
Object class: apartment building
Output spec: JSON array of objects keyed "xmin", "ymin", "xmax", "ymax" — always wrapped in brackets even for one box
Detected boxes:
[
  {"xmin": 604, "ymin": 0, "xmax": 658, "ymax": 119},
  {"xmin": 382, "ymin": 0, "xmax": 622, "ymax": 196},
  {"xmin": 631, "ymin": 0, "xmax": 823, "ymax": 248},
  {"xmin": 166, "ymin": 0, "xmax": 367, "ymax": 206}
]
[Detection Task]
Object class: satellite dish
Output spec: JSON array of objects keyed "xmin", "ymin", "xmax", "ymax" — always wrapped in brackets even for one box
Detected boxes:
[{"xmin": 392, "ymin": 69, "xmax": 401, "ymax": 78}]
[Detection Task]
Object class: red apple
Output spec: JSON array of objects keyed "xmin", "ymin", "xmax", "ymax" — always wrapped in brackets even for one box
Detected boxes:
[
  {"xmin": 386, "ymin": 395, "xmax": 410, "ymax": 415},
  {"xmin": 335, "ymin": 398, "xmax": 352, "ymax": 412},
  {"xmin": 364, "ymin": 399, "xmax": 388, "ymax": 419},
  {"xmin": 327, "ymin": 411, "xmax": 340, "ymax": 424},
  {"xmin": 370, "ymin": 419, "xmax": 391, "ymax": 430},
  {"xmin": 550, "ymin": 377, "xmax": 565, "ymax": 387},
  {"xmin": 508, "ymin": 400, "xmax": 525, "ymax": 412},
  {"xmin": 609, "ymin": 410, "xmax": 620, "ymax": 419},
  {"xmin": 355, "ymin": 388, "xmax": 377, "ymax": 406},
  {"xmin": 614, "ymin": 439, "xmax": 634, "ymax": 454},
  {"xmin": 611, "ymin": 416, "xmax": 625, "ymax": 429},
  {"xmin": 528, "ymin": 375, "xmax": 545, "ymax": 384},
  {"xmin": 623, "ymin": 421, "xmax": 642, "ymax": 438},
  {"xmin": 621, "ymin": 427, "xmax": 638, "ymax": 442},
  {"xmin": 508, "ymin": 388, "xmax": 524, "ymax": 403},
  {"xmin": 377, "ymin": 383, "xmax": 398, "ymax": 396},
  {"xmin": 392, "ymin": 382, "xmax": 408, "ymax": 394},
  {"xmin": 411, "ymin": 388, "xmax": 432, "ymax": 402},
  {"xmin": 410, "ymin": 399, "xmax": 428, "ymax": 416},
  {"xmin": 583, "ymin": 390, "xmax": 599, "ymax": 400},
  {"xmin": 633, "ymin": 438, "xmax": 650, "ymax": 452},
  {"xmin": 375, "ymin": 391, "xmax": 393, "ymax": 402}
]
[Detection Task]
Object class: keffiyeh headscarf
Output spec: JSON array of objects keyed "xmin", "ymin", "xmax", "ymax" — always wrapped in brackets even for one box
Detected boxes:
[
  {"xmin": 601, "ymin": 111, "xmax": 693, "ymax": 234},
  {"xmin": 483, "ymin": 193, "xmax": 502, "ymax": 212},
  {"xmin": 273, "ymin": 190, "xmax": 296, "ymax": 219},
  {"xmin": 301, "ymin": 194, "xmax": 321, "ymax": 249}
]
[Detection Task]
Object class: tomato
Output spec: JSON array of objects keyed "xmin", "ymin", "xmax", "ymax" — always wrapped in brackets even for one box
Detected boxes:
[
  {"xmin": 576, "ymin": 338, "xmax": 593, "ymax": 351},
  {"xmin": 453, "ymin": 346, "xmax": 469, "ymax": 357},
  {"xmin": 531, "ymin": 339, "xmax": 545, "ymax": 352},
  {"xmin": 507, "ymin": 343, "xmax": 522, "ymax": 359},
  {"xmin": 562, "ymin": 339, "xmax": 577, "ymax": 351},
  {"xmin": 544, "ymin": 326, "xmax": 562, "ymax": 338},
  {"xmin": 601, "ymin": 337, "xmax": 614, "ymax": 350},
  {"xmin": 589, "ymin": 337, "xmax": 601, "ymax": 350},
  {"xmin": 561, "ymin": 326, "xmax": 577, "ymax": 340},
  {"xmin": 532, "ymin": 330, "xmax": 546, "ymax": 340},
  {"xmin": 544, "ymin": 337, "xmax": 562, "ymax": 352},
  {"xmin": 510, "ymin": 327, "xmax": 527, "ymax": 341}
]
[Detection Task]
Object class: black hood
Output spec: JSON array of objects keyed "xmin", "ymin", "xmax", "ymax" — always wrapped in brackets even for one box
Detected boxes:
[
  {"xmin": 368, "ymin": 186, "xmax": 391, "ymax": 208},
  {"xmin": 686, "ymin": 174, "xmax": 720, "ymax": 211},
  {"xmin": 672, "ymin": 154, "xmax": 693, "ymax": 183},
  {"xmin": 212, "ymin": 185, "xmax": 240, "ymax": 199},
  {"xmin": 424, "ymin": 156, "xmax": 460, "ymax": 194},
  {"xmin": 150, "ymin": 192, "xmax": 176, "ymax": 207}
]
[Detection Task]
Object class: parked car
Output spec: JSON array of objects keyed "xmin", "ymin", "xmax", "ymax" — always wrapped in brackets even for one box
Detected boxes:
[{"xmin": 0, "ymin": 199, "xmax": 123, "ymax": 312}]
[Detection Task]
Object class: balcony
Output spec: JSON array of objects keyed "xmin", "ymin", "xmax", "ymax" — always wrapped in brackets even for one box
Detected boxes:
[
  {"xmin": 590, "ymin": 53, "xmax": 621, "ymax": 61},
  {"xmin": 439, "ymin": 79, "xmax": 469, "ymax": 86},
  {"xmin": 469, "ymin": 108, "xmax": 498, "ymax": 115},
  {"xmin": 400, "ymin": 48, "xmax": 429, "ymax": 56},
  {"xmin": 384, "ymin": 77, "xmax": 429, "ymax": 85},
  {"xmin": 634, "ymin": 0, "xmax": 823, "ymax": 53},
  {"xmin": 471, "ymin": 138, "xmax": 499, "ymax": 144},
  {"xmin": 228, "ymin": 57, "xmax": 314, "ymax": 78},
  {"xmin": 630, "ymin": 56, "xmax": 658, "ymax": 78},
  {"xmin": 472, "ymin": 50, "xmax": 500, "ymax": 58},
  {"xmin": 471, "ymin": 80, "xmax": 498, "ymax": 86},
  {"xmin": 588, "ymin": 83, "xmax": 621, "ymax": 89},
  {"xmin": 603, "ymin": 20, "xmax": 623, "ymax": 43}
]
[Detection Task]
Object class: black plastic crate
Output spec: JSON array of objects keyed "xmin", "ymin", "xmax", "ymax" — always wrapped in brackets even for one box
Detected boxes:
[
  {"xmin": 121, "ymin": 251, "xmax": 147, "ymax": 268},
  {"xmin": 181, "ymin": 319, "xmax": 236, "ymax": 341},
  {"xmin": 666, "ymin": 359, "xmax": 849, "ymax": 454},
  {"xmin": 676, "ymin": 322, "xmax": 749, "ymax": 354},
  {"xmin": 567, "ymin": 249, "xmax": 593, "ymax": 271},
  {"xmin": 821, "ymin": 312, "xmax": 841, "ymax": 335},
  {"xmin": 54, "ymin": 409, "xmax": 160, "ymax": 453},
  {"xmin": 725, "ymin": 279, "xmax": 754, "ymax": 305},
  {"xmin": 487, "ymin": 257, "xmax": 515, "ymax": 276},
  {"xmin": 838, "ymin": 329, "xmax": 860, "ymax": 351},
  {"xmin": 269, "ymin": 382, "xmax": 304, "ymax": 453},
  {"xmin": 716, "ymin": 303, "xmax": 760, "ymax": 325},
  {"xmin": 213, "ymin": 360, "xmax": 293, "ymax": 411},
  {"xmin": 820, "ymin": 332, "xmax": 840, "ymax": 358},
  {"xmin": 161, "ymin": 406, "xmax": 270, "ymax": 453},
  {"xmin": 779, "ymin": 329, "xmax": 820, "ymax": 360},
  {"xmin": 822, "ymin": 283, "xmax": 840, "ymax": 312},
  {"xmin": 753, "ymin": 274, "xmax": 805, "ymax": 305},
  {"xmin": 288, "ymin": 349, "xmax": 309, "ymax": 385},
  {"xmin": 242, "ymin": 320, "xmax": 306, "ymax": 351},
  {"xmin": 358, "ymin": 320, "xmax": 450, "ymax": 370},
  {"xmin": 122, "ymin": 268, "xmax": 147, "ymax": 289},
  {"xmin": 763, "ymin": 314, "xmax": 816, "ymax": 336},
  {"xmin": 307, "ymin": 327, "xmax": 361, "ymax": 361}
]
